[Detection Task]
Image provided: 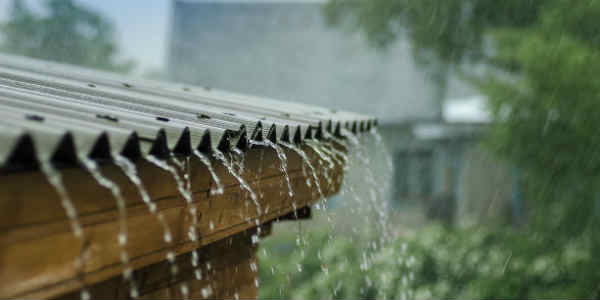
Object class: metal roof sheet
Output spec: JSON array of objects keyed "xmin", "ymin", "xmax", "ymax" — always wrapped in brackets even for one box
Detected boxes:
[{"xmin": 0, "ymin": 54, "xmax": 376, "ymax": 171}]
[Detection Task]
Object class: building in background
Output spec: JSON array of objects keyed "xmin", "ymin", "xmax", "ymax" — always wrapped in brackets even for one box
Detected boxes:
[
  {"xmin": 379, "ymin": 97, "xmax": 522, "ymax": 226},
  {"xmin": 167, "ymin": 0, "xmax": 521, "ymax": 225}
]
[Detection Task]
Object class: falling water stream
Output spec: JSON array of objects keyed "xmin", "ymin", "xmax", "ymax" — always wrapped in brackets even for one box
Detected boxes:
[
  {"xmin": 111, "ymin": 153, "xmax": 185, "ymax": 295},
  {"xmin": 192, "ymin": 150, "xmax": 224, "ymax": 195},
  {"xmin": 231, "ymin": 147, "xmax": 245, "ymax": 174},
  {"xmin": 39, "ymin": 159, "xmax": 90, "ymax": 300},
  {"xmin": 77, "ymin": 154, "xmax": 138, "ymax": 298},
  {"xmin": 34, "ymin": 121, "xmax": 391, "ymax": 300},
  {"xmin": 280, "ymin": 142, "xmax": 323, "ymax": 201},
  {"xmin": 262, "ymin": 128, "xmax": 396, "ymax": 298},
  {"xmin": 144, "ymin": 154, "xmax": 201, "ymax": 299},
  {"xmin": 250, "ymin": 140, "xmax": 294, "ymax": 199},
  {"xmin": 213, "ymin": 149, "xmax": 260, "ymax": 220}
]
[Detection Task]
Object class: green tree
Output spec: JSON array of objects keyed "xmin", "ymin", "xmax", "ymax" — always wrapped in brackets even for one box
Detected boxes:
[
  {"xmin": 323, "ymin": 0, "xmax": 600, "ymax": 297},
  {"xmin": 1, "ymin": 0, "xmax": 134, "ymax": 73},
  {"xmin": 325, "ymin": 0, "xmax": 600, "ymax": 239}
]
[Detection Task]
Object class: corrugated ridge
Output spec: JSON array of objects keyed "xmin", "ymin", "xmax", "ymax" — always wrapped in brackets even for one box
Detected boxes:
[{"xmin": 0, "ymin": 54, "xmax": 376, "ymax": 172}]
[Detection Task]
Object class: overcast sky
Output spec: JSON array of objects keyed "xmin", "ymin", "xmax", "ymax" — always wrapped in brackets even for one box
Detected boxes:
[
  {"xmin": 0, "ymin": 0, "xmax": 328, "ymax": 74},
  {"xmin": 0, "ymin": 0, "xmax": 170, "ymax": 74}
]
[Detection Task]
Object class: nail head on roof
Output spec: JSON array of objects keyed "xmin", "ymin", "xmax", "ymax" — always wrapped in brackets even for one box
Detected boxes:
[
  {"xmin": 198, "ymin": 113, "xmax": 211, "ymax": 119},
  {"xmin": 156, "ymin": 116, "xmax": 170, "ymax": 122},
  {"xmin": 122, "ymin": 83, "xmax": 133, "ymax": 88},
  {"xmin": 88, "ymin": 83, "xmax": 96, "ymax": 88},
  {"xmin": 96, "ymin": 114, "xmax": 119, "ymax": 122},
  {"xmin": 25, "ymin": 114, "xmax": 44, "ymax": 122}
]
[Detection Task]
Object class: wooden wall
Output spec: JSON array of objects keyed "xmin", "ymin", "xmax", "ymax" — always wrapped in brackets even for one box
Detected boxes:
[
  {"xmin": 0, "ymin": 144, "xmax": 344, "ymax": 299},
  {"xmin": 58, "ymin": 228, "xmax": 262, "ymax": 300}
]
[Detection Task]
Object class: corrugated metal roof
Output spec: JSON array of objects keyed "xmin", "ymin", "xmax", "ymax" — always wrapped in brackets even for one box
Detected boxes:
[{"xmin": 0, "ymin": 54, "xmax": 375, "ymax": 171}]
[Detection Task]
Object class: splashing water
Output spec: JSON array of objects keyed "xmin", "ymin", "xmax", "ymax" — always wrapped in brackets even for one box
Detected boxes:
[
  {"xmin": 193, "ymin": 150, "xmax": 224, "ymax": 195},
  {"xmin": 250, "ymin": 140, "xmax": 294, "ymax": 198},
  {"xmin": 232, "ymin": 147, "xmax": 245, "ymax": 174},
  {"xmin": 113, "ymin": 153, "xmax": 172, "ymax": 243},
  {"xmin": 144, "ymin": 155, "xmax": 200, "ymax": 299},
  {"xmin": 112, "ymin": 153, "xmax": 185, "ymax": 293},
  {"xmin": 280, "ymin": 142, "xmax": 323, "ymax": 201},
  {"xmin": 39, "ymin": 159, "xmax": 90, "ymax": 300},
  {"xmin": 318, "ymin": 142, "xmax": 344, "ymax": 167},
  {"xmin": 213, "ymin": 149, "xmax": 261, "ymax": 218},
  {"xmin": 145, "ymin": 155, "xmax": 196, "ymax": 239},
  {"xmin": 77, "ymin": 154, "xmax": 138, "ymax": 298},
  {"xmin": 305, "ymin": 141, "xmax": 335, "ymax": 196},
  {"xmin": 265, "ymin": 140, "xmax": 294, "ymax": 198},
  {"xmin": 305, "ymin": 140, "xmax": 335, "ymax": 169},
  {"xmin": 369, "ymin": 127, "xmax": 394, "ymax": 174},
  {"xmin": 40, "ymin": 160, "xmax": 84, "ymax": 238}
]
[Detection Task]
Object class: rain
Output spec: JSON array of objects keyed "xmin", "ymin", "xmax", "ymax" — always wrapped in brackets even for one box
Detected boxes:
[{"xmin": 1, "ymin": 0, "xmax": 598, "ymax": 299}]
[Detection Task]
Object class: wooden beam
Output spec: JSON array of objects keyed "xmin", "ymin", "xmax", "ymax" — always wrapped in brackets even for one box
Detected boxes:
[
  {"xmin": 57, "ymin": 229, "xmax": 260, "ymax": 300},
  {"xmin": 0, "ymin": 145, "xmax": 345, "ymax": 299}
]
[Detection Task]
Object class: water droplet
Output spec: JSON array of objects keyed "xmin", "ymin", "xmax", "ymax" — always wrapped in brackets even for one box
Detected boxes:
[
  {"xmin": 80, "ymin": 289, "xmax": 90, "ymax": 300},
  {"xmin": 321, "ymin": 264, "xmax": 329, "ymax": 275},
  {"xmin": 130, "ymin": 287, "xmax": 139, "ymax": 298},
  {"xmin": 167, "ymin": 251, "xmax": 176, "ymax": 263},
  {"xmin": 118, "ymin": 233, "xmax": 127, "ymax": 246},
  {"xmin": 181, "ymin": 284, "xmax": 189, "ymax": 297},
  {"xmin": 164, "ymin": 232, "xmax": 172, "ymax": 243},
  {"xmin": 201, "ymin": 286, "xmax": 213, "ymax": 298}
]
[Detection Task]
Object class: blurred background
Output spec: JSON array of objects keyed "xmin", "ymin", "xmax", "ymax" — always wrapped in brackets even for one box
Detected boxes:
[{"xmin": 2, "ymin": 0, "xmax": 600, "ymax": 298}]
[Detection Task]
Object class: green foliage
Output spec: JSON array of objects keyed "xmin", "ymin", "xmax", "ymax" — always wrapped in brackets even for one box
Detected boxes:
[
  {"xmin": 325, "ymin": 0, "xmax": 600, "ymax": 238},
  {"xmin": 259, "ymin": 229, "xmax": 377, "ymax": 299},
  {"xmin": 260, "ymin": 225, "xmax": 600, "ymax": 299},
  {"xmin": 322, "ymin": 1, "xmax": 600, "ymax": 297},
  {"xmin": 1, "ymin": 0, "xmax": 134, "ymax": 72},
  {"xmin": 409, "ymin": 225, "xmax": 600, "ymax": 299},
  {"xmin": 323, "ymin": 0, "xmax": 544, "ymax": 69}
]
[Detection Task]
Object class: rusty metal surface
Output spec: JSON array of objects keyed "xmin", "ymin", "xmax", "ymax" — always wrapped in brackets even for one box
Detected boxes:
[{"xmin": 0, "ymin": 54, "xmax": 375, "ymax": 171}]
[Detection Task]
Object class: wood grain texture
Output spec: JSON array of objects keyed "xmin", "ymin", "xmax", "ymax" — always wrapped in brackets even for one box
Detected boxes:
[
  {"xmin": 58, "ymin": 229, "xmax": 260, "ymax": 300},
  {"xmin": 0, "ymin": 144, "xmax": 345, "ymax": 299}
]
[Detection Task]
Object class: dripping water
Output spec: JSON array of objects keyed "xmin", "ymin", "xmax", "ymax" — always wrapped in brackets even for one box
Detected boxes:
[
  {"xmin": 265, "ymin": 140, "xmax": 294, "ymax": 198},
  {"xmin": 40, "ymin": 160, "xmax": 84, "ymax": 238},
  {"xmin": 250, "ymin": 140, "xmax": 294, "ymax": 198},
  {"xmin": 113, "ymin": 153, "xmax": 173, "ymax": 243},
  {"xmin": 369, "ymin": 127, "xmax": 394, "ymax": 174},
  {"xmin": 145, "ymin": 155, "xmax": 196, "ymax": 240},
  {"xmin": 280, "ymin": 142, "xmax": 323, "ymax": 202},
  {"xmin": 231, "ymin": 147, "xmax": 245, "ymax": 174},
  {"xmin": 112, "ymin": 153, "xmax": 185, "ymax": 293},
  {"xmin": 213, "ymin": 149, "xmax": 260, "ymax": 218},
  {"xmin": 77, "ymin": 154, "xmax": 138, "ymax": 298},
  {"xmin": 39, "ymin": 159, "xmax": 90, "ymax": 300},
  {"xmin": 305, "ymin": 140, "xmax": 334, "ymax": 169},
  {"xmin": 305, "ymin": 141, "xmax": 334, "ymax": 196},
  {"xmin": 193, "ymin": 150, "xmax": 224, "ymax": 195},
  {"xmin": 145, "ymin": 154, "xmax": 202, "ymax": 299}
]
